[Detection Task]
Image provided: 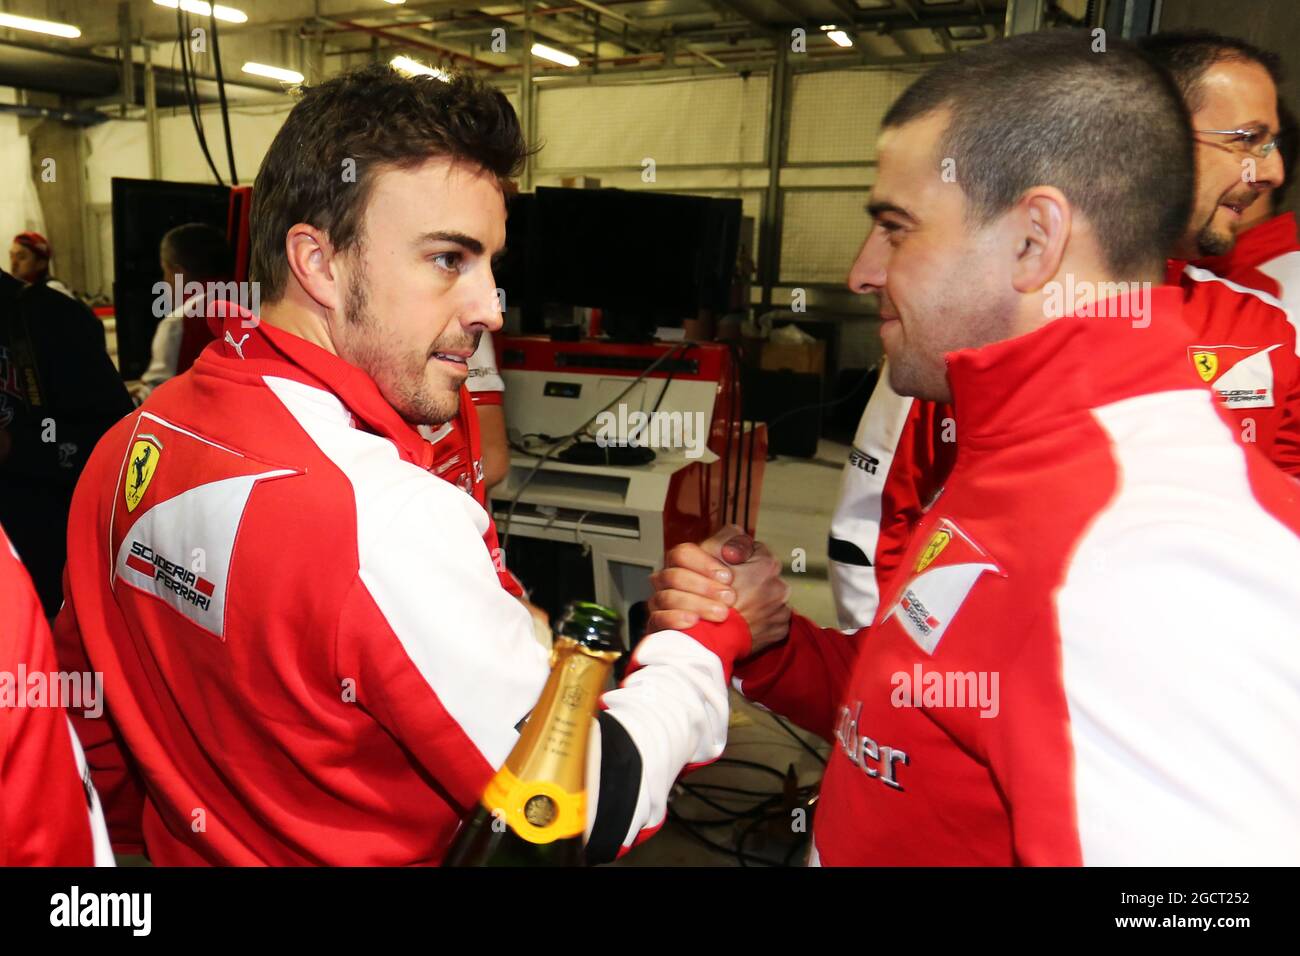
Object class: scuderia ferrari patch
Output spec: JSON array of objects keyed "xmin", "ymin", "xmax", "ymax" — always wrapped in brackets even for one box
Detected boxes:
[
  {"xmin": 887, "ymin": 518, "xmax": 1004, "ymax": 655},
  {"xmin": 1187, "ymin": 343, "xmax": 1280, "ymax": 408}
]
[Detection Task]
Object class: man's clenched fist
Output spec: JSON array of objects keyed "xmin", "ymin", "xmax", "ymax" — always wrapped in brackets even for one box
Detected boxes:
[{"xmin": 647, "ymin": 524, "xmax": 792, "ymax": 656}]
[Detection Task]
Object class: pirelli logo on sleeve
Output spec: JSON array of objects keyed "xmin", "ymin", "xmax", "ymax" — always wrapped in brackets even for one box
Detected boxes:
[
  {"xmin": 1188, "ymin": 343, "xmax": 1281, "ymax": 409},
  {"xmin": 847, "ymin": 445, "xmax": 881, "ymax": 475},
  {"xmin": 886, "ymin": 518, "xmax": 1004, "ymax": 655}
]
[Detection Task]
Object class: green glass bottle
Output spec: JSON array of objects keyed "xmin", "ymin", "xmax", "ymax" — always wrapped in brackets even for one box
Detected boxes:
[{"xmin": 442, "ymin": 602, "xmax": 622, "ymax": 866}]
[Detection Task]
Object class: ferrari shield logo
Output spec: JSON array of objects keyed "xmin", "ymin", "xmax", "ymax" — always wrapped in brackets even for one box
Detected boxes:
[
  {"xmin": 1192, "ymin": 350, "xmax": 1218, "ymax": 383},
  {"xmin": 915, "ymin": 530, "xmax": 952, "ymax": 573},
  {"xmin": 124, "ymin": 438, "xmax": 161, "ymax": 512}
]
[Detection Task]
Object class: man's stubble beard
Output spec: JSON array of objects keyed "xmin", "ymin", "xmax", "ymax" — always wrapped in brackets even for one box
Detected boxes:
[
  {"xmin": 341, "ymin": 261, "xmax": 462, "ymax": 427},
  {"xmin": 1193, "ymin": 185, "xmax": 1258, "ymax": 257},
  {"xmin": 1194, "ymin": 215, "xmax": 1235, "ymax": 258},
  {"xmin": 886, "ymin": 265, "xmax": 1015, "ymax": 404}
]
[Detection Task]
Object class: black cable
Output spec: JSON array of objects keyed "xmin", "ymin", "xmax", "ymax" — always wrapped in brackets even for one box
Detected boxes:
[
  {"xmin": 730, "ymin": 415, "xmax": 743, "ymax": 527},
  {"xmin": 662, "ymin": 756, "xmax": 817, "ymax": 865},
  {"xmin": 743, "ymin": 411, "xmax": 755, "ymax": 535},
  {"xmin": 678, "ymin": 782, "xmax": 785, "ymax": 798},
  {"xmin": 648, "ymin": 359, "xmax": 675, "ymax": 415},
  {"xmin": 770, "ymin": 713, "xmax": 827, "ymax": 765},
  {"xmin": 719, "ymin": 345, "xmax": 735, "ymax": 532},
  {"xmin": 725, "ymin": 348, "xmax": 740, "ymax": 524},
  {"xmin": 500, "ymin": 342, "xmax": 690, "ymax": 550},
  {"xmin": 176, "ymin": 7, "xmax": 223, "ymax": 185},
  {"xmin": 735, "ymin": 808, "xmax": 812, "ymax": 868},
  {"xmin": 667, "ymin": 809, "xmax": 786, "ymax": 866},
  {"xmin": 707, "ymin": 756, "xmax": 789, "ymax": 780},
  {"xmin": 209, "ymin": 9, "xmax": 239, "ymax": 185}
]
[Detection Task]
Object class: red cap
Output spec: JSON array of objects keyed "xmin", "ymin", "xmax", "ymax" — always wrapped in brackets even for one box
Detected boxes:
[{"xmin": 13, "ymin": 231, "xmax": 51, "ymax": 259}]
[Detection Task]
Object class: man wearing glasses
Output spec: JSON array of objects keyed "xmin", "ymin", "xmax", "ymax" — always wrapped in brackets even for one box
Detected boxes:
[{"xmin": 1147, "ymin": 33, "xmax": 1300, "ymax": 321}]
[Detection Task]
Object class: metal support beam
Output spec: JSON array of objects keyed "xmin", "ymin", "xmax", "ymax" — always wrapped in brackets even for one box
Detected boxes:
[
  {"xmin": 522, "ymin": 0, "xmax": 536, "ymax": 191},
  {"xmin": 117, "ymin": 1, "xmax": 134, "ymax": 117},
  {"xmin": 1102, "ymin": 0, "xmax": 1161, "ymax": 39},
  {"xmin": 144, "ymin": 44, "xmax": 161, "ymax": 178},
  {"xmin": 1003, "ymin": 0, "xmax": 1046, "ymax": 35},
  {"xmin": 705, "ymin": 0, "xmax": 768, "ymax": 31},
  {"xmin": 760, "ymin": 44, "xmax": 788, "ymax": 309},
  {"xmin": 324, "ymin": 17, "xmax": 504, "ymax": 70}
]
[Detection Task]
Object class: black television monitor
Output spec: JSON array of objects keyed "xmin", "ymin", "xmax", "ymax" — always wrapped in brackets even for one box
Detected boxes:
[
  {"xmin": 111, "ymin": 177, "xmax": 230, "ymax": 379},
  {"xmin": 503, "ymin": 188, "xmax": 741, "ymax": 338}
]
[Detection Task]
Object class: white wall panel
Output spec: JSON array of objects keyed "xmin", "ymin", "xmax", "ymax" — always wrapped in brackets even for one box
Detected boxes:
[
  {"xmin": 0, "ymin": 88, "xmax": 44, "ymax": 244},
  {"xmin": 779, "ymin": 190, "xmax": 871, "ymax": 285},
  {"xmin": 535, "ymin": 74, "xmax": 769, "ymax": 171},
  {"xmin": 786, "ymin": 68, "xmax": 921, "ymax": 165}
]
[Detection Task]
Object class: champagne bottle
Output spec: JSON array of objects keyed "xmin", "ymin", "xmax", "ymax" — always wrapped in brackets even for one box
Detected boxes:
[{"xmin": 443, "ymin": 602, "xmax": 622, "ymax": 866}]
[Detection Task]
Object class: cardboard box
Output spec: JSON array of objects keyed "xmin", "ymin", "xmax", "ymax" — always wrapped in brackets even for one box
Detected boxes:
[{"xmin": 760, "ymin": 339, "xmax": 825, "ymax": 375}]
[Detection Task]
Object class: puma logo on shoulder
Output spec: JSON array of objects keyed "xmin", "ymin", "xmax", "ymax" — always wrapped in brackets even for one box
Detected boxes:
[{"xmin": 224, "ymin": 331, "xmax": 250, "ymax": 360}]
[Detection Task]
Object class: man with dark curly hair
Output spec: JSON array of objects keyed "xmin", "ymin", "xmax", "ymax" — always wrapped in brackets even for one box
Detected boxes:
[{"xmin": 54, "ymin": 65, "xmax": 747, "ymax": 865}]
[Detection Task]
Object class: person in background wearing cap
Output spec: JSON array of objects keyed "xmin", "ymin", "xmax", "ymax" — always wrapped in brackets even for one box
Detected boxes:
[{"xmin": 10, "ymin": 231, "xmax": 74, "ymax": 299}]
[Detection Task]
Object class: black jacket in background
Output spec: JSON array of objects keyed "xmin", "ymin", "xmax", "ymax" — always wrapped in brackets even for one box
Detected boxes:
[{"xmin": 0, "ymin": 270, "xmax": 134, "ymax": 617}]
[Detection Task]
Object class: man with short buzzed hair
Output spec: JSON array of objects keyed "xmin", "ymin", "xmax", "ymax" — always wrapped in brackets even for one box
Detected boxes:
[
  {"xmin": 650, "ymin": 30, "xmax": 1300, "ymax": 865},
  {"xmin": 816, "ymin": 29, "xmax": 1300, "ymax": 633}
]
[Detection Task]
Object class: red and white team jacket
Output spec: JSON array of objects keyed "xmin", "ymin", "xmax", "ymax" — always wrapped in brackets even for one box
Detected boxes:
[
  {"xmin": 732, "ymin": 286, "xmax": 1300, "ymax": 864},
  {"xmin": 1194, "ymin": 211, "xmax": 1300, "ymax": 319},
  {"xmin": 53, "ymin": 302, "xmax": 747, "ymax": 865},
  {"xmin": 1, "ymin": 526, "xmax": 112, "ymax": 865},
  {"xmin": 829, "ymin": 264, "xmax": 1300, "ymax": 629}
]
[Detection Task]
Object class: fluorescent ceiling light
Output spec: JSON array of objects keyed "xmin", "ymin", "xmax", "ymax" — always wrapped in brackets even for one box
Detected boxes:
[
  {"xmin": 391, "ymin": 55, "xmax": 450, "ymax": 81},
  {"xmin": 819, "ymin": 24, "xmax": 838, "ymax": 31},
  {"xmin": 384, "ymin": 0, "xmax": 407, "ymax": 5},
  {"xmin": 242, "ymin": 61, "xmax": 304, "ymax": 84},
  {"xmin": 152, "ymin": 1, "xmax": 248, "ymax": 25},
  {"xmin": 531, "ymin": 43, "xmax": 580, "ymax": 68},
  {"xmin": 827, "ymin": 30, "xmax": 853, "ymax": 48},
  {"xmin": 0, "ymin": 12, "xmax": 81, "ymax": 38}
]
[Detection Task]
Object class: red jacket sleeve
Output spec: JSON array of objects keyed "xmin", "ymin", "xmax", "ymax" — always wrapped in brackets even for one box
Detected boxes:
[
  {"xmin": 1, "ymin": 535, "xmax": 98, "ymax": 865},
  {"xmin": 731, "ymin": 612, "xmax": 864, "ymax": 742},
  {"xmin": 51, "ymin": 568, "xmax": 147, "ymax": 856}
]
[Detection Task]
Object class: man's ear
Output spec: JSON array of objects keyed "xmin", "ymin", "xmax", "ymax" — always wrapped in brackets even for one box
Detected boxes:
[
  {"xmin": 1010, "ymin": 187, "xmax": 1070, "ymax": 294},
  {"xmin": 284, "ymin": 223, "xmax": 342, "ymax": 312}
]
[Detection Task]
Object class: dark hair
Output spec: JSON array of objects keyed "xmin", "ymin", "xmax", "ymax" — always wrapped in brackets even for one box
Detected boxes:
[
  {"xmin": 1138, "ymin": 30, "xmax": 1283, "ymax": 114},
  {"xmin": 882, "ymin": 29, "xmax": 1194, "ymax": 275},
  {"xmin": 249, "ymin": 65, "xmax": 530, "ymax": 303},
  {"xmin": 161, "ymin": 222, "xmax": 231, "ymax": 279}
]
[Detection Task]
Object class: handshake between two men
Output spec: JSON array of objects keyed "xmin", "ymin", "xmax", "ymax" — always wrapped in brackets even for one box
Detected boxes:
[{"xmin": 647, "ymin": 525, "xmax": 792, "ymax": 659}]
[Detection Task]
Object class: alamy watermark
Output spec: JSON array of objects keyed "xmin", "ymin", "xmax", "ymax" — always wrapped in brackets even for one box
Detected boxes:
[
  {"xmin": 1043, "ymin": 276, "xmax": 1153, "ymax": 328},
  {"xmin": 152, "ymin": 277, "xmax": 261, "ymax": 323},
  {"xmin": 0, "ymin": 666, "xmax": 103, "ymax": 718},
  {"xmin": 890, "ymin": 664, "xmax": 999, "ymax": 718},
  {"xmin": 593, "ymin": 404, "xmax": 708, "ymax": 459}
]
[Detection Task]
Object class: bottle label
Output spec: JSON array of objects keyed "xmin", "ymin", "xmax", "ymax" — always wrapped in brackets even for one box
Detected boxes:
[{"xmin": 483, "ymin": 765, "xmax": 586, "ymax": 845}]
